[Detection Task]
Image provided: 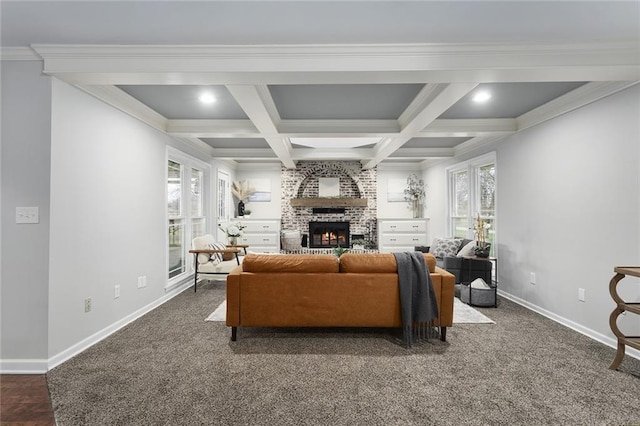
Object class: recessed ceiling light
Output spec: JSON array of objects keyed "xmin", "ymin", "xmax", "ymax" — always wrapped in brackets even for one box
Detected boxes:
[
  {"xmin": 199, "ymin": 93, "xmax": 216, "ymax": 104},
  {"xmin": 472, "ymin": 91, "xmax": 491, "ymax": 103}
]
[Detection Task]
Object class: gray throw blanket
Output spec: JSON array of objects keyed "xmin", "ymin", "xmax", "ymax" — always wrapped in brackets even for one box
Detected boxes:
[{"xmin": 393, "ymin": 252, "xmax": 439, "ymax": 347}]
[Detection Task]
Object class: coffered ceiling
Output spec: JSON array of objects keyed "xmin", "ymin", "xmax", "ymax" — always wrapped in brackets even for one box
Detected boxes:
[{"xmin": 2, "ymin": 1, "xmax": 639, "ymax": 169}]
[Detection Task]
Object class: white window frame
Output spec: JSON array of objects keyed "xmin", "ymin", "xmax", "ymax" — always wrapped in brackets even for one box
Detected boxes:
[
  {"xmin": 167, "ymin": 147, "xmax": 211, "ymax": 287},
  {"xmin": 446, "ymin": 152, "xmax": 497, "ymax": 253}
]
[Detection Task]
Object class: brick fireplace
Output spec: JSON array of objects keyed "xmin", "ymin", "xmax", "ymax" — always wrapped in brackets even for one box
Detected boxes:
[
  {"xmin": 281, "ymin": 161, "xmax": 378, "ymax": 249},
  {"xmin": 308, "ymin": 221, "xmax": 350, "ymax": 248}
]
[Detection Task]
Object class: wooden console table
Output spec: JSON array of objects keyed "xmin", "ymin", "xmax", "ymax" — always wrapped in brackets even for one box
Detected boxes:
[{"xmin": 608, "ymin": 266, "xmax": 640, "ymax": 370}]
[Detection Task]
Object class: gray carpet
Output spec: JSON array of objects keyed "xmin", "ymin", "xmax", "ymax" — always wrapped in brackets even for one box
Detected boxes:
[{"xmin": 47, "ymin": 281, "xmax": 640, "ymax": 425}]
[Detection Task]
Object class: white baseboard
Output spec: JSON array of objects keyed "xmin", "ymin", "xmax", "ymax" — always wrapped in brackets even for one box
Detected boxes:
[
  {"xmin": 2, "ymin": 280, "xmax": 193, "ymax": 374},
  {"xmin": 498, "ymin": 290, "xmax": 640, "ymax": 361},
  {"xmin": 46, "ymin": 281, "xmax": 192, "ymax": 371},
  {"xmin": 0, "ymin": 359, "xmax": 48, "ymax": 374}
]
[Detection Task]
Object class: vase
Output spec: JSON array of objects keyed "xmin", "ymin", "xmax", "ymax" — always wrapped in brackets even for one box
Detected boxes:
[
  {"xmin": 228, "ymin": 236, "xmax": 238, "ymax": 246},
  {"xmin": 237, "ymin": 200, "xmax": 245, "ymax": 217},
  {"xmin": 412, "ymin": 199, "xmax": 421, "ymax": 218}
]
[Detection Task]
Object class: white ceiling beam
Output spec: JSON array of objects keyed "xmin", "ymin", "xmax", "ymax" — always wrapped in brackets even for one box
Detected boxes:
[
  {"xmin": 32, "ymin": 42, "xmax": 640, "ymax": 86},
  {"xmin": 166, "ymin": 119, "xmax": 259, "ymax": 138},
  {"xmin": 421, "ymin": 119, "xmax": 517, "ymax": 137},
  {"xmin": 291, "ymin": 148, "xmax": 374, "ymax": 161},
  {"xmin": 278, "ymin": 119, "xmax": 400, "ymax": 136},
  {"xmin": 225, "ymin": 84, "xmax": 295, "ymax": 168},
  {"xmin": 204, "ymin": 148, "xmax": 278, "ymax": 159},
  {"xmin": 390, "ymin": 148, "xmax": 455, "ymax": 159},
  {"xmin": 363, "ymin": 82, "xmax": 477, "ymax": 169}
]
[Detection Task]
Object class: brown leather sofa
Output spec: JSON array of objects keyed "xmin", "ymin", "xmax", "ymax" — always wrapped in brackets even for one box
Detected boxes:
[{"xmin": 226, "ymin": 252, "xmax": 455, "ymax": 342}]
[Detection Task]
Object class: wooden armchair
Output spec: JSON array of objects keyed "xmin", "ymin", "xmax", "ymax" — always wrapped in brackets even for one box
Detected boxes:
[{"xmin": 189, "ymin": 235, "xmax": 248, "ymax": 292}]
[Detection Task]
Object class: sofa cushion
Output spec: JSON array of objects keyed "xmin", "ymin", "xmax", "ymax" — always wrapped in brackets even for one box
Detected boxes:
[
  {"xmin": 429, "ymin": 238, "xmax": 463, "ymax": 258},
  {"xmin": 207, "ymin": 242, "xmax": 227, "ymax": 263},
  {"xmin": 242, "ymin": 253, "xmax": 339, "ymax": 273},
  {"xmin": 340, "ymin": 253, "xmax": 436, "ymax": 273}
]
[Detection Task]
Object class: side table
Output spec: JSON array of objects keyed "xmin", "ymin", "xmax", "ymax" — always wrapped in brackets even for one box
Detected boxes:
[
  {"xmin": 608, "ymin": 266, "xmax": 640, "ymax": 370},
  {"xmin": 460, "ymin": 256, "xmax": 497, "ymax": 308}
]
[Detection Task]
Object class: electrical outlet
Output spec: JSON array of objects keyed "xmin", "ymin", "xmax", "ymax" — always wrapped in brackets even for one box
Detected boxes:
[
  {"xmin": 137, "ymin": 276, "xmax": 143, "ymax": 288},
  {"xmin": 142, "ymin": 275, "xmax": 147, "ymax": 288},
  {"xmin": 84, "ymin": 297, "xmax": 92, "ymax": 313},
  {"xmin": 114, "ymin": 285, "xmax": 120, "ymax": 299},
  {"xmin": 530, "ymin": 272, "xmax": 536, "ymax": 285},
  {"xmin": 578, "ymin": 288, "xmax": 586, "ymax": 302}
]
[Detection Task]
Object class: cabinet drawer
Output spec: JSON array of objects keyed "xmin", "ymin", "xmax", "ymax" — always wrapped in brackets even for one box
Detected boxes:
[
  {"xmin": 242, "ymin": 221, "xmax": 279, "ymax": 233},
  {"xmin": 241, "ymin": 234, "xmax": 279, "ymax": 246},
  {"xmin": 379, "ymin": 221, "xmax": 426, "ymax": 233},
  {"xmin": 380, "ymin": 234, "xmax": 427, "ymax": 246}
]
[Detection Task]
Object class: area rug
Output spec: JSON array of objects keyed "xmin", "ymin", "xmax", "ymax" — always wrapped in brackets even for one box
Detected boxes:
[{"xmin": 205, "ymin": 298, "xmax": 494, "ymax": 324}]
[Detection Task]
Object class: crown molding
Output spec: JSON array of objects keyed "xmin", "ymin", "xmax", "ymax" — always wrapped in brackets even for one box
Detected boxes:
[
  {"xmin": 77, "ymin": 84, "xmax": 167, "ymax": 132},
  {"xmin": 454, "ymin": 134, "xmax": 510, "ymax": 157},
  {"xmin": 517, "ymin": 81, "xmax": 640, "ymax": 131},
  {"xmin": 208, "ymin": 148, "xmax": 278, "ymax": 159},
  {"xmin": 0, "ymin": 47, "xmax": 41, "ymax": 61}
]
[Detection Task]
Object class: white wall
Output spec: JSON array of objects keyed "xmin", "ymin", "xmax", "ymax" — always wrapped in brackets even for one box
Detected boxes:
[
  {"xmin": 1, "ymin": 61, "xmax": 52, "ymax": 371},
  {"xmin": 235, "ymin": 164, "xmax": 282, "ymax": 219},
  {"xmin": 48, "ymin": 79, "xmax": 176, "ymax": 359},
  {"xmin": 376, "ymin": 166, "xmax": 423, "ymax": 218},
  {"xmin": 426, "ymin": 85, "xmax": 640, "ymax": 343}
]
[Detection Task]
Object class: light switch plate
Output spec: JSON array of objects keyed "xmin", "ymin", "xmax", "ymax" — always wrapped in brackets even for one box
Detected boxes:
[{"xmin": 16, "ymin": 207, "xmax": 39, "ymax": 224}]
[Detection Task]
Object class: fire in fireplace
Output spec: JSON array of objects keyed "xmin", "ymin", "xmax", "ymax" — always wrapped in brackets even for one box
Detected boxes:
[{"xmin": 308, "ymin": 221, "xmax": 350, "ymax": 248}]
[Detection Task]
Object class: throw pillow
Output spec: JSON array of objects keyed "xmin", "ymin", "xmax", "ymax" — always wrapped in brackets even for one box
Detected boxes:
[
  {"xmin": 429, "ymin": 238, "xmax": 462, "ymax": 258},
  {"xmin": 456, "ymin": 240, "xmax": 477, "ymax": 257},
  {"xmin": 206, "ymin": 242, "xmax": 226, "ymax": 264}
]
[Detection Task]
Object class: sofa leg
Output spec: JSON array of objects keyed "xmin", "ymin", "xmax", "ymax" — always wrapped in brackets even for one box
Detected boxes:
[
  {"xmin": 231, "ymin": 327, "xmax": 237, "ymax": 341},
  {"xmin": 440, "ymin": 327, "xmax": 447, "ymax": 342}
]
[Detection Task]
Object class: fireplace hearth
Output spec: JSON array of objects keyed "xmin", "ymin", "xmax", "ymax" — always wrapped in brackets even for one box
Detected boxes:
[{"xmin": 309, "ymin": 221, "xmax": 350, "ymax": 248}]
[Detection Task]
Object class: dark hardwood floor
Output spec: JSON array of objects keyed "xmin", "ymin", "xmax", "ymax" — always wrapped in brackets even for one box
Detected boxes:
[{"xmin": 1, "ymin": 375, "xmax": 55, "ymax": 425}]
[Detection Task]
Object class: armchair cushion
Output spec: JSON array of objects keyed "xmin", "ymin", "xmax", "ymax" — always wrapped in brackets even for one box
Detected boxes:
[{"xmin": 456, "ymin": 240, "xmax": 477, "ymax": 257}]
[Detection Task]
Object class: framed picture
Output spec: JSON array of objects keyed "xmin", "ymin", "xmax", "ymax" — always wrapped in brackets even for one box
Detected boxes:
[
  {"xmin": 387, "ymin": 178, "xmax": 406, "ymax": 202},
  {"xmin": 248, "ymin": 179, "xmax": 271, "ymax": 202}
]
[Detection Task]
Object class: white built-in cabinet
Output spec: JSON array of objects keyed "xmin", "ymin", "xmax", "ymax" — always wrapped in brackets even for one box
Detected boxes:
[
  {"xmin": 238, "ymin": 218, "xmax": 281, "ymax": 253},
  {"xmin": 377, "ymin": 218, "xmax": 430, "ymax": 253}
]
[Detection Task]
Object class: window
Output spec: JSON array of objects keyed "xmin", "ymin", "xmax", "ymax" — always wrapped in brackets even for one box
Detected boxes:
[
  {"xmin": 217, "ymin": 170, "xmax": 230, "ymax": 223},
  {"xmin": 447, "ymin": 153, "xmax": 496, "ymax": 254},
  {"xmin": 167, "ymin": 149, "xmax": 210, "ymax": 283}
]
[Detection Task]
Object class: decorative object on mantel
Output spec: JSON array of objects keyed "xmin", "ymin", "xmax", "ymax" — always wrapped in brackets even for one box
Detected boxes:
[
  {"xmin": 473, "ymin": 213, "xmax": 491, "ymax": 257},
  {"xmin": 404, "ymin": 173, "xmax": 426, "ymax": 218},
  {"xmin": 243, "ymin": 209, "xmax": 252, "ymax": 218},
  {"xmin": 218, "ymin": 221, "xmax": 246, "ymax": 246},
  {"xmin": 290, "ymin": 197, "xmax": 368, "ymax": 207},
  {"xmin": 232, "ymin": 180, "xmax": 255, "ymax": 217}
]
